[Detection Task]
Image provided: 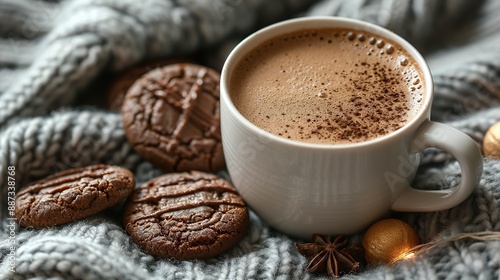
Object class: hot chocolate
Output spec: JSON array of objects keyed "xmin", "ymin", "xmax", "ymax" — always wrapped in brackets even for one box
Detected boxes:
[{"xmin": 229, "ymin": 28, "xmax": 425, "ymax": 144}]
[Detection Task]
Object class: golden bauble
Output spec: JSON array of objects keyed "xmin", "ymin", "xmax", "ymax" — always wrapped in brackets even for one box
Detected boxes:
[
  {"xmin": 483, "ymin": 122, "xmax": 500, "ymax": 159},
  {"xmin": 362, "ymin": 219, "xmax": 420, "ymax": 265}
]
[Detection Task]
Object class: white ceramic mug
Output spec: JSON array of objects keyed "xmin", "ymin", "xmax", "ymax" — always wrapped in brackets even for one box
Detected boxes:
[{"xmin": 220, "ymin": 17, "xmax": 483, "ymax": 239}]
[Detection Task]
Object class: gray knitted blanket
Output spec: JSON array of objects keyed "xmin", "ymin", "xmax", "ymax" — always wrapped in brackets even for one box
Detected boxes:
[{"xmin": 1, "ymin": 0, "xmax": 500, "ymax": 279}]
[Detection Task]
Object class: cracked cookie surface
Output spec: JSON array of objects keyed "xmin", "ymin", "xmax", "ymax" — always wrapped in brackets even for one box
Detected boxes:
[
  {"xmin": 107, "ymin": 59, "xmax": 190, "ymax": 111},
  {"xmin": 121, "ymin": 63, "xmax": 225, "ymax": 173},
  {"xmin": 123, "ymin": 171, "xmax": 249, "ymax": 260},
  {"xmin": 15, "ymin": 164, "xmax": 135, "ymax": 228}
]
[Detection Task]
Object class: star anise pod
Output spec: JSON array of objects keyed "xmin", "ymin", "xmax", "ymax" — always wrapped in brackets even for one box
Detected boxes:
[{"xmin": 295, "ymin": 234, "xmax": 361, "ymax": 278}]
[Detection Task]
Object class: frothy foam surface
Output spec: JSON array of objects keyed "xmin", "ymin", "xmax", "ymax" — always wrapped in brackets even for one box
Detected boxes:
[{"xmin": 230, "ymin": 28, "xmax": 425, "ymax": 144}]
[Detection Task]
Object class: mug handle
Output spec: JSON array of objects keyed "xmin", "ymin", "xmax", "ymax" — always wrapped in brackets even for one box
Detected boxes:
[{"xmin": 391, "ymin": 121, "xmax": 483, "ymax": 212}]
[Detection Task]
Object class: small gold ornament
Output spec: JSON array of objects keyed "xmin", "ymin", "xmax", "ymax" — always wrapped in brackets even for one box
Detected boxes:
[
  {"xmin": 362, "ymin": 219, "xmax": 420, "ymax": 265},
  {"xmin": 483, "ymin": 122, "xmax": 500, "ymax": 159}
]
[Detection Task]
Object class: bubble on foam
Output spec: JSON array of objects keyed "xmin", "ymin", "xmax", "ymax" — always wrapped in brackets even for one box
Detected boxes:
[
  {"xmin": 358, "ymin": 34, "xmax": 366, "ymax": 42},
  {"xmin": 317, "ymin": 92, "xmax": 328, "ymax": 98},
  {"xmin": 347, "ymin": 32, "xmax": 355, "ymax": 40},
  {"xmin": 400, "ymin": 58, "xmax": 409, "ymax": 66},
  {"xmin": 369, "ymin": 37, "xmax": 376, "ymax": 45},
  {"xmin": 386, "ymin": 45, "xmax": 394, "ymax": 54}
]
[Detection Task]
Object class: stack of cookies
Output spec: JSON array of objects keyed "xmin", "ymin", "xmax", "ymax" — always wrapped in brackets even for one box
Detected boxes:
[{"xmin": 14, "ymin": 61, "xmax": 250, "ymax": 260}]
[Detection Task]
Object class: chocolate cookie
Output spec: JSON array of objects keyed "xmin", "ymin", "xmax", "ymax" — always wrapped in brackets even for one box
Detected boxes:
[
  {"xmin": 15, "ymin": 165, "xmax": 135, "ymax": 228},
  {"xmin": 107, "ymin": 59, "xmax": 188, "ymax": 111},
  {"xmin": 123, "ymin": 171, "xmax": 249, "ymax": 260},
  {"xmin": 121, "ymin": 63, "xmax": 225, "ymax": 173}
]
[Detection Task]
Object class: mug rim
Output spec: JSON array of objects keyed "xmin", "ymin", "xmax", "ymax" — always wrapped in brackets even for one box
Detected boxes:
[{"xmin": 220, "ymin": 16, "xmax": 434, "ymax": 150}]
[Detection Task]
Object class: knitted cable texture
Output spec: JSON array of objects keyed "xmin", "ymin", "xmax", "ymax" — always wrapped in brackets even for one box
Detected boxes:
[{"xmin": 1, "ymin": 0, "xmax": 500, "ymax": 279}]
